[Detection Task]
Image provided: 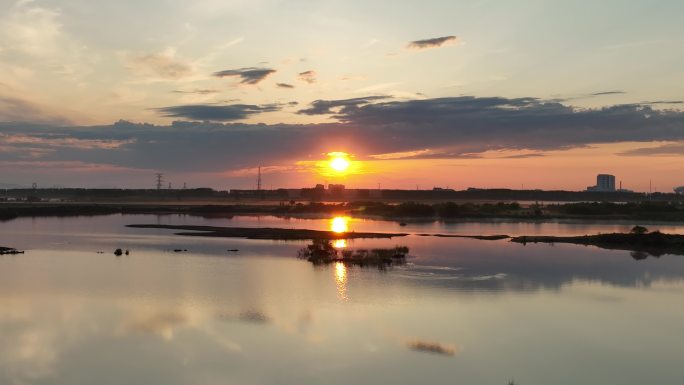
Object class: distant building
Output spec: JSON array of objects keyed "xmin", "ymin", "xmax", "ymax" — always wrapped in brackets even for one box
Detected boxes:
[
  {"xmin": 328, "ymin": 184, "xmax": 345, "ymax": 195},
  {"xmin": 587, "ymin": 174, "xmax": 616, "ymax": 192}
]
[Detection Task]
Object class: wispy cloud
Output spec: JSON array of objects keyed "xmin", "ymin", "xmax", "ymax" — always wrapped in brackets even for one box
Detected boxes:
[
  {"xmin": 298, "ymin": 70, "xmax": 317, "ymax": 84},
  {"xmin": 618, "ymin": 142, "xmax": 684, "ymax": 156},
  {"xmin": 127, "ymin": 52, "xmax": 193, "ymax": 79},
  {"xmin": 172, "ymin": 89, "xmax": 218, "ymax": 95},
  {"xmin": 354, "ymin": 82, "xmax": 402, "ymax": 93},
  {"xmin": 276, "ymin": 83, "xmax": 295, "ymax": 89},
  {"xmin": 640, "ymin": 100, "xmax": 684, "ymax": 105},
  {"xmin": 221, "ymin": 37, "xmax": 244, "ymax": 49},
  {"xmin": 0, "ymin": 1, "xmax": 62, "ymax": 56},
  {"xmin": 212, "ymin": 67, "xmax": 276, "ymax": 84},
  {"xmin": 0, "ymin": 133, "xmax": 133, "ymax": 150},
  {"xmin": 0, "ymin": 95, "xmax": 71, "ymax": 124},
  {"xmin": 363, "ymin": 38, "xmax": 380, "ymax": 48},
  {"xmin": 407, "ymin": 36, "xmax": 458, "ymax": 50},
  {"xmin": 340, "ymin": 74, "xmax": 367, "ymax": 81},
  {"xmin": 592, "ymin": 91, "xmax": 626, "ymax": 96}
]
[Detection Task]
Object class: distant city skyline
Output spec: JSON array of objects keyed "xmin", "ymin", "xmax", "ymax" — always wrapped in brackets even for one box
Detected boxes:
[{"xmin": 1, "ymin": 0, "xmax": 683, "ymax": 190}]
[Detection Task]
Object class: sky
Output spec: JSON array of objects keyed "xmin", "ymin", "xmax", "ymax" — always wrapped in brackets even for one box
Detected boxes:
[{"xmin": 0, "ymin": 0, "xmax": 683, "ymax": 191}]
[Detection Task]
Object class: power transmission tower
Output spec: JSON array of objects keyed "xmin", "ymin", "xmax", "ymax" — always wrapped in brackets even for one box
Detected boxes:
[
  {"xmin": 257, "ymin": 166, "xmax": 262, "ymax": 191},
  {"xmin": 155, "ymin": 173, "xmax": 163, "ymax": 190}
]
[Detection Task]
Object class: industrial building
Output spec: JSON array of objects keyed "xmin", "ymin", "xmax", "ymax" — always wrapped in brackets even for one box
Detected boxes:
[{"xmin": 587, "ymin": 174, "xmax": 616, "ymax": 192}]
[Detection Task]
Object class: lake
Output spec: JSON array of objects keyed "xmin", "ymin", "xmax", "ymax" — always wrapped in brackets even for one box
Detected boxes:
[{"xmin": 1, "ymin": 214, "xmax": 684, "ymax": 385}]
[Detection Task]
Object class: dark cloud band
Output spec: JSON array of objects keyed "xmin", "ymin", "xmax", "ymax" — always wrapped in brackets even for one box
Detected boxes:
[
  {"xmin": 212, "ymin": 67, "xmax": 276, "ymax": 84},
  {"xmin": 2, "ymin": 96, "xmax": 684, "ymax": 173},
  {"xmin": 155, "ymin": 103, "xmax": 280, "ymax": 121},
  {"xmin": 408, "ymin": 36, "xmax": 457, "ymax": 49}
]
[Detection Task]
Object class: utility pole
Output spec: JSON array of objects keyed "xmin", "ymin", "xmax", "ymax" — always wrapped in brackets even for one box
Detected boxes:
[{"xmin": 155, "ymin": 173, "xmax": 163, "ymax": 190}]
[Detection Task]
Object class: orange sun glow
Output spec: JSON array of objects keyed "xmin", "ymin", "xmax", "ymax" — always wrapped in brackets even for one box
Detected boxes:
[{"xmin": 328, "ymin": 152, "xmax": 351, "ymax": 172}]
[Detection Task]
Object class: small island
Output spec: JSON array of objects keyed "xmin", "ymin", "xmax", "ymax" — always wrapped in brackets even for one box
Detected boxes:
[
  {"xmin": 298, "ymin": 240, "xmax": 409, "ymax": 267},
  {"xmin": 0, "ymin": 246, "xmax": 24, "ymax": 255},
  {"xmin": 511, "ymin": 226, "xmax": 684, "ymax": 257}
]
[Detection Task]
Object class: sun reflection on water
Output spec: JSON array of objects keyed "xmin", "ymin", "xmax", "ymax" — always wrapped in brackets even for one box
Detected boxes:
[
  {"xmin": 334, "ymin": 262, "xmax": 348, "ymax": 301},
  {"xmin": 332, "ymin": 239, "xmax": 347, "ymax": 248}
]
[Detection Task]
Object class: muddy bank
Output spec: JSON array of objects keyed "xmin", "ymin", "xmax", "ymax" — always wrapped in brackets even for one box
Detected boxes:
[
  {"xmin": 418, "ymin": 234, "xmax": 510, "ymax": 240},
  {"xmin": 511, "ymin": 232, "xmax": 684, "ymax": 257},
  {"xmin": 126, "ymin": 224, "xmax": 407, "ymax": 240}
]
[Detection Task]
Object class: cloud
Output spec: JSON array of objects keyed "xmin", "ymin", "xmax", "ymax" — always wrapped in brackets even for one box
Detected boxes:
[
  {"xmin": 298, "ymin": 70, "xmax": 317, "ymax": 84},
  {"xmin": 407, "ymin": 36, "xmax": 458, "ymax": 50},
  {"xmin": 299, "ymin": 96, "xmax": 684, "ymax": 158},
  {"xmin": 276, "ymin": 83, "xmax": 295, "ymax": 89},
  {"xmin": 0, "ymin": 1, "xmax": 62, "ymax": 56},
  {"xmin": 172, "ymin": 89, "xmax": 219, "ymax": 95},
  {"xmin": 499, "ymin": 153, "xmax": 546, "ymax": 159},
  {"xmin": 297, "ymin": 96, "xmax": 388, "ymax": 115},
  {"xmin": 155, "ymin": 103, "xmax": 280, "ymax": 121},
  {"xmin": 0, "ymin": 133, "xmax": 133, "ymax": 150},
  {"xmin": 369, "ymin": 149, "xmax": 433, "ymax": 160},
  {"xmin": 0, "ymin": 95, "xmax": 71, "ymax": 124},
  {"xmin": 354, "ymin": 82, "xmax": 401, "ymax": 93},
  {"xmin": 127, "ymin": 52, "xmax": 193, "ymax": 79},
  {"xmin": 592, "ymin": 91, "xmax": 626, "ymax": 96},
  {"xmin": 641, "ymin": 100, "xmax": 684, "ymax": 105},
  {"xmin": 618, "ymin": 142, "xmax": 684, "ymax": 156},
  {"xmin": 406, "ymin": 340, "xmax": 456, "ymax": 356},
  {"xmin": 3, "ymin": 96, "xmax": 684, "ymax": 178},
  {"xmin": 212, "ymin": 67, "xmax": 276, "ymax": 84},
  {"xmin": 340, "ymin": 74, "xmax": 367, "ymax": 81}
]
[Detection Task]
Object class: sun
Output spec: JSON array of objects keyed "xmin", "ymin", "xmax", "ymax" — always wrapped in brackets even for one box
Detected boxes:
[
  {"xmin": 330, "ymin": 216, "xmax": 349, "ymax": 233},
  {"xmin": 328, "ymin": 152, "xmax": 351, "ymax": 172},
  {"xmin": 330, "ymin": 157, "xmax": 350, "ymax": 172}
]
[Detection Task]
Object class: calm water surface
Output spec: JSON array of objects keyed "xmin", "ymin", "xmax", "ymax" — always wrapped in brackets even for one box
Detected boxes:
[{"xmin": 1, "ymin": 215, "xmax": 684, "ymax": 385}]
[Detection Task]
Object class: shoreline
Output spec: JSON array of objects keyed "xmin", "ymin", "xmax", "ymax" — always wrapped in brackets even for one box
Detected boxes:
[
  {"xmin": 126, "ymin": 224, "xmax": 684, "ymax": 257},
  {"xmin": 510, "ymin": 232, "xmax": 684, "ymax": 257},
  {"xmin": 3, "ymin": 202, "xmax": 684, "ymax": 223}
]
